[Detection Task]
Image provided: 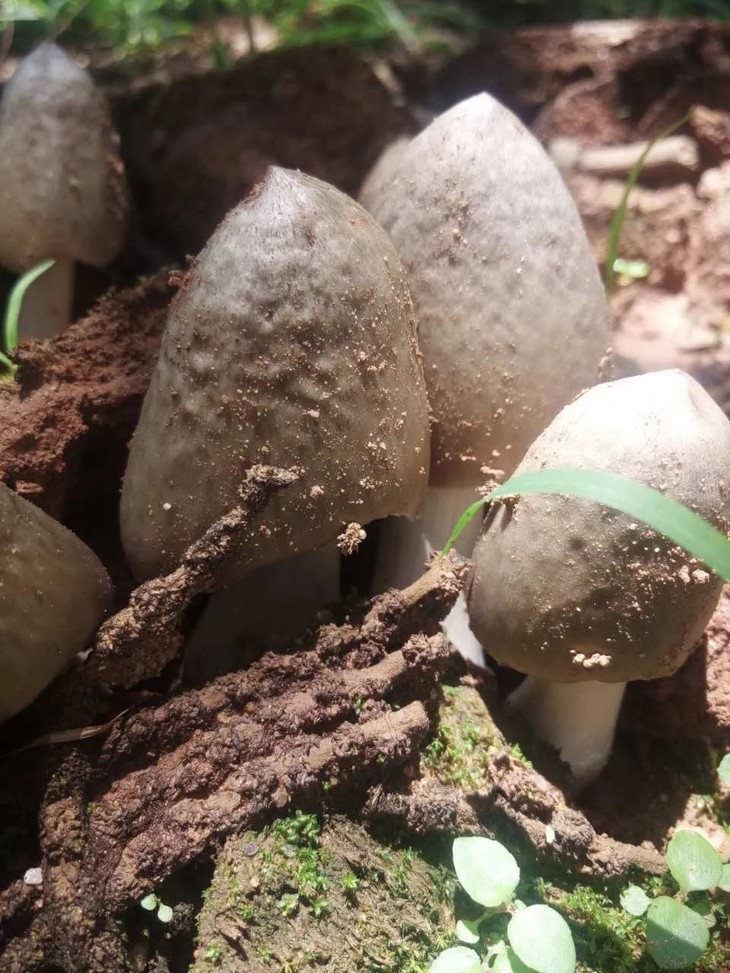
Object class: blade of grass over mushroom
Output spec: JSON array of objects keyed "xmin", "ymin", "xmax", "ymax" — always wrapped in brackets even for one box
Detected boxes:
[
  {"xmin": 441, "ymin": 469, "xmax": 730, "ymax": 581},
  {"xmin": 4, "ymin": 258, "xmax": 55, "ymax": 352},
  {"xmin": 604, "ymin": 110, "xmax": 693, "ymax": 296}
]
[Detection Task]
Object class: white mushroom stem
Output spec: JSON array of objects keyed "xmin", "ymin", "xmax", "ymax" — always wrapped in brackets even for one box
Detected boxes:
[
  {"xmin": 372, "ymin": 485, "xmax": 482, "ymax": 592},
  {"xmin": 17, "ymin": 257, "xmax": 74, "ymax": 340},
  {"xmin": 184, "ymin": 542, "xmax": 340, "ymax": 680},
  {"xmin": 507, "ymin": 677, "xmax": 627, "ymax": 786},
  {"xmin": 371, "ymin": 485, "xmax": 485, "ymax": 665}
]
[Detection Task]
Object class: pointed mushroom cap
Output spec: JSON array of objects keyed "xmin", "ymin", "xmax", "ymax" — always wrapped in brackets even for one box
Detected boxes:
[
  {"xmin": 0, "ymin": 42, "xmax": 129, "ymax": 272},
  {"xmin": 121, "ymin": 167, "xmax": 430, "ymax": 582},
  {"xmin": 466, "ymin": 370, "xmax": 730, "ymax": 683},
  {"xmin": 0, "ymin": 484, "xmax": 112, "ymax": 722},
  {"xmin": 360, "ymin": 92, "xmax": 609, "ymax": 486}
]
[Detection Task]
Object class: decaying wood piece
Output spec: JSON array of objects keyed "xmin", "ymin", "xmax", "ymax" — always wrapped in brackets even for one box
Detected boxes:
[
  {"xmin": 368, "ymin": 759, "xmax": 665, "ymax": 880},
  {"xmin": 0, "ymin": 556, "xmax": 465, "ymax": 973},
  {"xmin": 366, "ymin": 684, "xmax": 665, "ymax": 880},
  {"xmin": 83, "ymin": 465, "xmax": 301, "ymax": 688}
]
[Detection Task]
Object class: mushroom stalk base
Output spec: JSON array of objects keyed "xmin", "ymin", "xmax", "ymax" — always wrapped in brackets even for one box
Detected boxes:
[
  {"xmin": 371, "ymin": 485, "xmax": 485, "ymax": 666},
  {"xmin": 507, "ymin": 676, "xmax": 626, "ymax": 786},
  {"xmin": 371, "ymin": 485, "xmax": 482, "ymax": 592},
  {"xmin": 18, "ymin": 257, "xmax": 74, "ymax": 341},
  {"xmin": 184, "ymin": 542, "xmax": 340, "ymax": 681}
]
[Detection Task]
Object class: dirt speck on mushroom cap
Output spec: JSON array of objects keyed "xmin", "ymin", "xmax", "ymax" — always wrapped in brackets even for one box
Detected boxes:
[
  {"xmin": 120, "ymin": 167, "xmax": 429, "ymax": 582},
  {"xmin": 467, "ymin": 369, "xmax": 730, "ymax": 683},
  {"xmin": 360, "ymin": 92, "xmax": 609, "ymax": 487}
]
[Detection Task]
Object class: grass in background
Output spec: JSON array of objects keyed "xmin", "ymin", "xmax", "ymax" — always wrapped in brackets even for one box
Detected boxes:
[{"xmin": 1, "ymin": 0, "xmax": 727, "ymax": 61}]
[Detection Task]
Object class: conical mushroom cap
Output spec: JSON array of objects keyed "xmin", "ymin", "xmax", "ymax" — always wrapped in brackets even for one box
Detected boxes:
[
  {"xmin": 0, "ymin": 484, "xmax": 112, "ymax": 722},
  {"xmin": 467, "ymin": 370, "xmax": 730, "ymax": 683},
  {"xmin": 360, "ymin": 93, "xmax": 609, "ymax": 487},
  {"xmin": 0, "ymin": 42, "xmax": 129, "ymax": 272},
  {"xmin": 121, "ymin": 167, "xmax": 430, "ymax": 582}
]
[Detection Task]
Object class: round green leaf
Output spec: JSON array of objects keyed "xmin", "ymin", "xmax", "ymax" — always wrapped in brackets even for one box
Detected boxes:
[
  {"xmin": 718, "ymin": 753, "xmax": 730, "ymax": 788},
  {"xmin": 620, "ymin": 884, "xmax": 651, "ymax": 917},
  {"xmin": 493, "ymin": 947, "xmax": 533, "ymax": 973},
  {"xmin": 429, "ymin": 945, "xmax": 482, "ymax": 973},
  {"xmin": 720, "ymin": 863, "xmax": 730, "ymax": 893},
  {"xmin": 456, "ymin": 918, "xmax": 481, "ymax": 945},
  {"xmin": 666, "ymin": 831, "xmax": 723, "ymax": 893},
  {"xmin": 140, "ymin": 893, "xmax": 158, "ymax": 911},
  {"xmin": 646, "ymin": 897, "xmax": 710, "ymax": 970},
  {"xmin": 507, "ymin": 904, "xmax": 576, "ymax": 973},
  {"xmin": 157, "ymin": 903, "xmax": 173, "ymax": 924},
  {"xmin": 453, "ymin": 837, "xmax": 520, "ymax": 908}
]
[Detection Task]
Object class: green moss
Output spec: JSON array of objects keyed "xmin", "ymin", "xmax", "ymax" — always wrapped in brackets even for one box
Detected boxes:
[
  {"xmin": 423, "ymin": 686, "xmax": 497, "ymax": 789},
  {"xmin": 193, "ymin": 815, "xmax": 455, "ymax": 972}
]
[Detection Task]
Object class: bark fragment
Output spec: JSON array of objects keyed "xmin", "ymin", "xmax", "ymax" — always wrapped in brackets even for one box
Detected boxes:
[{"xmin": 0, "ymin": 556, "xmax": 464, "ymax": 972}]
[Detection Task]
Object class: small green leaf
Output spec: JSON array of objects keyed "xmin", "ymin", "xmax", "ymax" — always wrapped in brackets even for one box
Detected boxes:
[
  {"xmin": 613, "ymin": 257, "xmax": 651, "ymax": 280},
  {"xmin": 507, "ymin": 904, "xmax": 576, "ymax": 973},
  {"xmin": 666, "ymin": 831, "xmax": 723, "ymax": 893},
  {"xmin": 140, "ymin": 893, "xmax": 158, "ymax": 911},
  {"xmin": 157, "ymin": 903, "xmax": 173, "ymax": 924},
  {"xmin": 646, "ymin": 896, "xmax": 710, "ymax": 969},
  {"xmin": 429, "ymin": 945, "xmax": 482, "ymax": 973},
  {"xmin": 441, "ymin": 469, "xmax": 730, "ymax": 583},
  {"xmin": 455, "ymin": 918, "xmax": 481, "ymax": 945},
  {"xmin": 453, "ymin": 836, "xmax": 520, "ymax": 908},
  {"xmin": 620, "ymin": 884, "xmax": 651, "ymax": 916},
  {"xmin": 719, "ymin": 863, "xmax": 730, "ymax": 893},
  {"xmin": 718, "ymin": 753, "xmax": 730, "ymax": 787}
]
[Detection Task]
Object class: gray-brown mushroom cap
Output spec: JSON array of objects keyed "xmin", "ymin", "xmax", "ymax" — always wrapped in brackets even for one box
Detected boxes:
[
  {"xmin": 120, "ymin": 166, "xmax": 430, "ymax": 582},
  {"xmin": 0, "ymin": 42, "xmax": 129, "ymax": 272},
  {"xmin": 360, "ymin": 92, "xmax": 609, "ymax": 487},
  {"xmin": 0, "ymin": 484, "xmax": 112, "ymax": 723},
  {"xmin": 466, "ymin": 370, "xmax": 730, "ymax": 683}
]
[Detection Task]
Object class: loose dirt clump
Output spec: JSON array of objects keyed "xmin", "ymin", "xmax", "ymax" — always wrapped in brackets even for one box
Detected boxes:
[{"xmin": 0, "ymin": 272, "xmax": 176, "ymax": 525}]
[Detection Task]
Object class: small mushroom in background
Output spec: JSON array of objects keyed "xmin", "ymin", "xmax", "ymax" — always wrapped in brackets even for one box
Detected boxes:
[
  {"xmin": 0, "ymin": 482, "xmax": 112, "ymax": 723},
  {"xmin": 359, "ymin": 92, "xmax": 609, "ymax": 660},
  {"xmin": 466, "ymin": 369, "xmax": 730, "ymax": 786},
  {"xmin": 120, "ymin": 167, "xmax": 429, "ymax": 675},
  {"xmin": 0, "ymin": 42, "xmax": 130, "ymax": 340}
]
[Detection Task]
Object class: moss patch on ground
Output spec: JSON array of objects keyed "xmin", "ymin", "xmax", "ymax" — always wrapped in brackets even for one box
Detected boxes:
[{"xmin": 192, "ymin": 812, "xmax": 454, "ymax": 972}]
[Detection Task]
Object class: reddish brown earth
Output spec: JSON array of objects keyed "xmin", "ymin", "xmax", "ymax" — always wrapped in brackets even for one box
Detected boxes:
[{"xmin": 0, "ymin": 21, "xmax": 729, "ymax": 973}]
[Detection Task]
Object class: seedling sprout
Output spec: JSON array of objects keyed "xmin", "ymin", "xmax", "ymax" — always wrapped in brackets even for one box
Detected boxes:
[
  {"xmin": 621, "ymin": 823, "xmax": 729, "ymax": 970},
  {"xmin": 604, "ymin": 109, "xmax": 693, "ymax": 295},
  {"xmin": 430, "ymin": 836, "xmax": 577, "ymax": 973},
  {"xmin": 0, "ymin": 257, "xmax": 55, "ymax": 377}
]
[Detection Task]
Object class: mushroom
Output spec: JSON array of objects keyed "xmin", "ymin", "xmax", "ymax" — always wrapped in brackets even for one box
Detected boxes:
[
  {"xmin": 359, "ymin": 93, "xmax": 608, "ymax": 659},
  {"xmin": 466, "ymin": 370, "xmax": 730, "ymax": 785},
  {"xmin": 120, "ymin": 167, "xmax": 429, "ymax": 667},
  {"xmin": 0, "ymin": 482, "xmax": 112, "ymax": 723},
  {"xmin": 0, "ymin": 42, "xmax": 129, "ymax": 340}
]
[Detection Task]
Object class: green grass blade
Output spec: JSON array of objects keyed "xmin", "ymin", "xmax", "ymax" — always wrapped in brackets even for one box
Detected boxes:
[
  {"xmin": 5, "ymin": 258, "xmax": 56, "ymax": 353},
  {"xmin": 0, "ymin": 350, "xmax": 17, "ymax": 378},
  {"xmin": 441, "ymin": 468, "xmax": 730, "ymax": 582},
  {"xmin": 604, "ymin": 110, "xmax": 692, "ymax": 296}
]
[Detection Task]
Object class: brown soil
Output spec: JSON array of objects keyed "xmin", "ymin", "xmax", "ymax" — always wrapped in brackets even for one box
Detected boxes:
[{"xmin": 1, "ymin": 21, "xmax": 730, "ymax": 973}]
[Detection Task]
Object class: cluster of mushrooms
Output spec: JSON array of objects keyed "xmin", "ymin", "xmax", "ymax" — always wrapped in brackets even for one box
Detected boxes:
[{"xmin": 2, "ymin": 43, "xmax": 730, "ymax": 788}]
